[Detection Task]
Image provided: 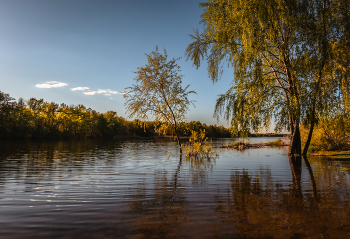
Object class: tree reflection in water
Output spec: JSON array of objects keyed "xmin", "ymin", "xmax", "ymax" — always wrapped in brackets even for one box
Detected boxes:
[
  {"xmin": 0, "ymin": 140, "xmax": 124, "ymax": 192},
  {"xmin": 125, "ymin": 155, "xmax": 188, "ymax": 239},
  {"xmin": 215, "ymin": 155, "xmax": 350, "ymax": 238},
  {"xmin": 2, "ymin": 140, "xmax": 350, "ymax": 238},
  {"xmin": 185, "ymin": 152, "xmax": 216, "ymax": 188},
  {"xmin": 125, "ymin": 153, "xmax": 217, "ymax": 238}
]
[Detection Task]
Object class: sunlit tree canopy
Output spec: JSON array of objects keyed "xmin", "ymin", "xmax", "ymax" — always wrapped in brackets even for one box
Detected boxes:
[
  {"xmin": 186, "ymin": 0, "xmax": 350, "ymax": 154},
  {"xmin": 124, "ymin": 47, "xmax": 196, "ymax": 151}
]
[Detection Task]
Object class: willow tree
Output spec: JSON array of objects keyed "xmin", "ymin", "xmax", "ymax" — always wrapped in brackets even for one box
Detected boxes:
[
  {"xmin": 124, "ymin": 47, "xmax": 196, "ymax": 153},
  {"xmin": 300, "ymin": 0, "xmax": 350, "ymax": 154},
  {"xmin": 186, "ymin": 0, "xmax": 349, "ymax": 155}
]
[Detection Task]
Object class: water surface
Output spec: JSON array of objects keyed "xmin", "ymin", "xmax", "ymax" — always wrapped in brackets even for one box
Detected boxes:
[{"xmin": 1, "ymin": 138, "xmax": 350, "ymax": 238}]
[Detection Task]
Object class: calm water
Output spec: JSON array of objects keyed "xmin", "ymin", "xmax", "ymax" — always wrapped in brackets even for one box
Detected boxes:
[{"xmin": 1, "ymin": 138, "xmax": 350, "ymax": 239}]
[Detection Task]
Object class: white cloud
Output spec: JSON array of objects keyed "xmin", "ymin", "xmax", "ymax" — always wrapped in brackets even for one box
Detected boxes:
[
  {"xmin": 36, "ymin": 81, "xmax": 68, "ymax": 88},
  {"xmin": 83, "ymin": 89, "xmax": 127, "ymax": 96},
  {"xmin": 71, "ymin": 87, "xmax": 89, "ymax": 91},
  {"xmin": 83, "ymin": 91, "xmax": 97, "ymax": 95}
]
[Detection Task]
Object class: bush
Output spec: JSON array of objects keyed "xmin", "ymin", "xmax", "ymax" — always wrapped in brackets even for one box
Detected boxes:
[
  {"xmin": 183, "ymin": 129, "xmax": 217, "ymax": 159},
  {"xmin": 301, "ymin": 113, "xmax": 350, "ymax": 152},
  {"xmin": 266, "ymin": 139, "xmax": 284, "ymax": 147}
]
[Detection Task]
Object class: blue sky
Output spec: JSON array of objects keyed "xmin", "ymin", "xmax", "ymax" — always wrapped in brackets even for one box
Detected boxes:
[{"xmin": 0, "ymin": 0, "xmax": 234, "ymax": 125}]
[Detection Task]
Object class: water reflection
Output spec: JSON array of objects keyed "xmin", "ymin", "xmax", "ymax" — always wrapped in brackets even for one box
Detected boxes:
[
  {"xmin": 125, "ymin": 169, "xmax": 188, "ymax": 238},
  {"xmin": 0, "ymin": 140, "xmax": 124, "ymax": 192},
  {"xmin": 1, "ymin": 139, "xmax": 350, "ymax": 238},
  {"xmin": 289, "ymin": 156, "xmax": 303, "ymax": 202},
  {"xmin": 215, "ymin": 155, "xmax": 350, "ymax": 238},
  {"xmin": 124, "ymin": 152, "xmax": 220, "ymax": 238},
  {"xmin": 185, "ymin": 153, "xmax": 216, "ymax": 188},
  {"xmin": 303, "ymin": 155, "xmax": 319, "ymax": 204}
]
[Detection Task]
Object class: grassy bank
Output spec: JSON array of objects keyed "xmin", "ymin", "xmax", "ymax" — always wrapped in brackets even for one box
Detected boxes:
[
  {"xmin": 221, "ymin": 139, "xmax": 289, "ymax": 150},
  {"xmin": 310, "ymin": 150, "xmax": 350, "ymax": 160}
]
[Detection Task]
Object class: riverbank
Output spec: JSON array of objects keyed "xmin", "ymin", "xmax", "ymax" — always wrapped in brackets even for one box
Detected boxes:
[
  {"xmin": 220, "ymin": 139, "xmax": 289, "ymax": 150},
  {"xmin": 310, "ymin": 150, "xmax": 350, "ymax": 160}
]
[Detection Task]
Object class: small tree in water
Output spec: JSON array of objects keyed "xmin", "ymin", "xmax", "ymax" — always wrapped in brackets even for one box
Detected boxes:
[
  {"xmin": 124, "ymin": 47, "xmax": 196, "ymax": 154},
  {"xmin": 183, "ymin": 129, "xmax": 217, "ymax": 160}
]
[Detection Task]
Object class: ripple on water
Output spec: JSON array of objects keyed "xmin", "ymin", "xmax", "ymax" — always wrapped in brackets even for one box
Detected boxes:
[{"xmin": 0, "ymin": 138, "xmax": 350, "ymax": 238}]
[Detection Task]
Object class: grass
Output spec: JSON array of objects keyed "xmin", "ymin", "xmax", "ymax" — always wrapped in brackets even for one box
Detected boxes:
[
  {"xmin": 266, "ymin": 139, "xmax": 286, "ymax": 147},
  {"xmin": 310, "ymin": 150, "xmax": 350, "ymax": 160},
  {"xmin": 221, "ymin": 138, "xmax": 288, "ymax": 150}
]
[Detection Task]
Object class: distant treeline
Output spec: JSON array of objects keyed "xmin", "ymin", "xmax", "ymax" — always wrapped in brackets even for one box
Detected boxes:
[
  {"xmin": 250, "ymin": 133, "xmax": 288, "ymax": 137},
  {"xmin": 0, "ymin": 91, "xmax": 230, "ymax": 139}
]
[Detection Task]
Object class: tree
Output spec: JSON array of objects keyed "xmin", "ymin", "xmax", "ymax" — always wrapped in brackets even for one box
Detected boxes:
[
  {"xmin": 299, "ymin": 0, "xmax": 350, "ymax": 154},
  {"xmin": 186, "ymin": 0, "xmax": 350, "ymax": 155},
  {"xmin": 0, "ymin": 91, "xmax": 15, "ymax": 137},
  {"xmin": 124, "ymin": 47, "xmax": 196, "ymax": 153}
]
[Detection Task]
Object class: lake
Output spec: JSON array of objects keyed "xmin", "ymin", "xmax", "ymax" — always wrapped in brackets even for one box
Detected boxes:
[{"xmin": 1, "ymin": 138, "xmax": 350, "ymax": 238}]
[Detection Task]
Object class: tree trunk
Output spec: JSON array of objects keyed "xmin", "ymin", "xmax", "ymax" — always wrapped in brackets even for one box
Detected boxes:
[
  {"xmin": 174, "ymin": 127, "xmax": 182, "ymax": 155},
  {"xmin": 302, "ymin": 82, "xmax": 320, "ymax": 155},
  {"xmin": 176, "ymin": 134, "xmax": 182, "ymax": 155},
  {"xmin": 290, "ymin": 115, "xmax": 294, "ymax": 136},
  {"xmin": 289, "ymin": 122, "xmax": 301, "ymax": 155},
  {"xmin": 302, "ymin": 121, "xmax": 315, "ymax": 155}
]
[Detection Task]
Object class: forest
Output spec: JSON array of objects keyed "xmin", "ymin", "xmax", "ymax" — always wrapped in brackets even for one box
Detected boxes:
[{"xmin": 0, "ymin": 91, "xmax": 230, "ymax": 139}]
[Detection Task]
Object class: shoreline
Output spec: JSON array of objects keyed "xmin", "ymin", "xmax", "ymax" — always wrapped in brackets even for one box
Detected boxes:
[{"xmin": 220, "ymin": 140, "xmax": 289, "ymax": 150}]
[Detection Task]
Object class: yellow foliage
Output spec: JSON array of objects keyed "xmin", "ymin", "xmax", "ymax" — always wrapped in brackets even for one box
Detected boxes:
[
  {"xmin": 301, "ymin": 114, "xmax": 350, "ymax": 153},
  {"xmin": 183, "ymin": 129, "xmax": 217, "ymax": 160}
]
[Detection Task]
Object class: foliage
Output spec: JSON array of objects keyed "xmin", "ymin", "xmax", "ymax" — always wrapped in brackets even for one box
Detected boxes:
[
  {"xmin": 0, "ymin": 91, "xmax": 230, "ymax": 139},
  {"xmin": 124, "ymin": 47, "xmax": 196, "ymax": 150},
  {"xmin": 301, "ymin": 113, "xmax": 350, "ymax": 152},
  {"xmin": 266, "ymin": 139, "xmax": 286, "ymax": 147},
  {"xmin": 183, "ymin": 129, "xmax": 217, "ymax": 160},
  {"xmin": 154, "ymin": 120, "xmax": 231, "ymax": 138},
  {"xmin": 222, "ymin": 138, "xmax": 287, "ymax": 150},
  {"xmin": 186, "ymin": 0, "xmax": 350, "ymax": 154}
]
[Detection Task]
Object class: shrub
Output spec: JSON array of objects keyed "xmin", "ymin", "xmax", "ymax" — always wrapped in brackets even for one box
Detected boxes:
[
  {"xmin": 301, "ymin": 113, "xmax": 350, "ymax": 152},
  {"xmin": 183, "ymin": 129, "xmax": 217, "ymax": 159},
  {"xmin": 266, "ymin": 139, "xmax": 284, "ymax": 147}
]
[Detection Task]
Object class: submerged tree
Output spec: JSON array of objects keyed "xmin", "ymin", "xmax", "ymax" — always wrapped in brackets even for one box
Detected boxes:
[
  {"xmin": 186, "ymin": 0, "xmax": 350, "ymax": 154},
  {"xmin": 124, "ymin": 47, "xmax": 196, "ymax": 153}
]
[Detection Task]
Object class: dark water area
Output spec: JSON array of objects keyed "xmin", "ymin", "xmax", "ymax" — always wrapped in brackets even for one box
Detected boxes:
[{"xmin": 1, "ymin": 138, "xmax": 350, "ymax": 239}]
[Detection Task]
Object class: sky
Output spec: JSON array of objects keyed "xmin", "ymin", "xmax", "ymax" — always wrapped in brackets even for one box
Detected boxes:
[{"xmin": 0, "ymin": 0, "xmax": 235, "ymax": 126}]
